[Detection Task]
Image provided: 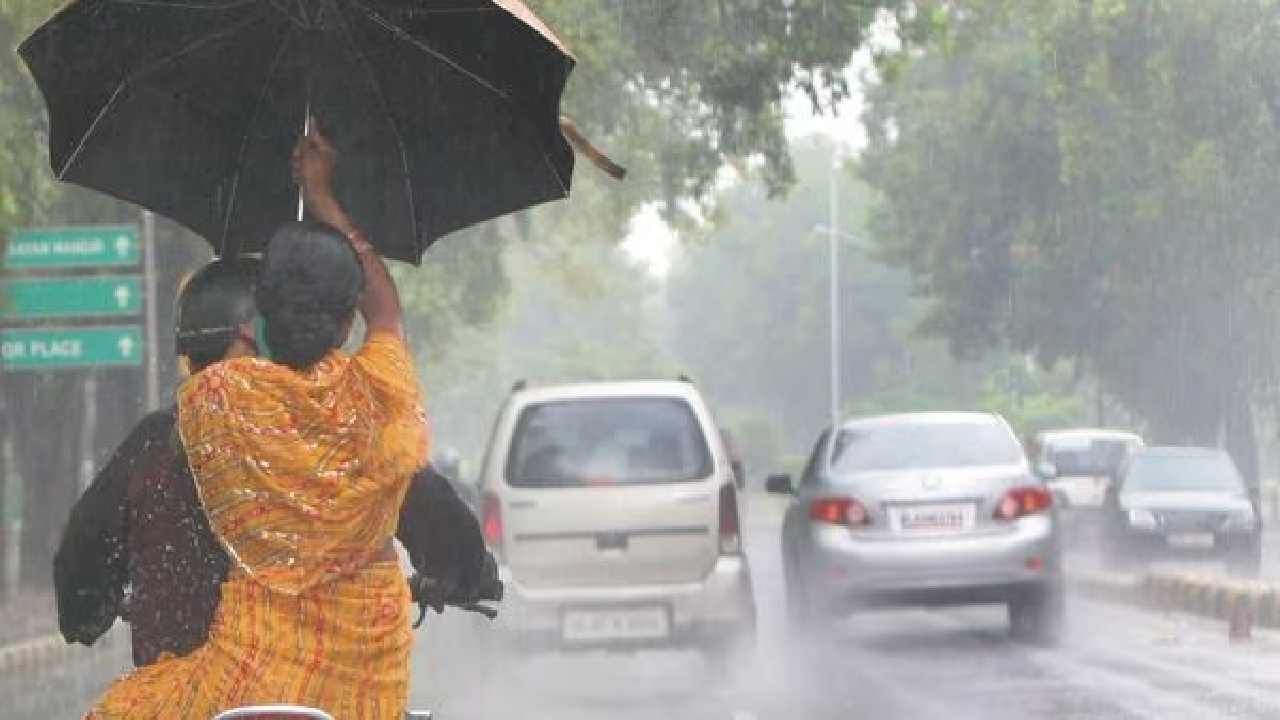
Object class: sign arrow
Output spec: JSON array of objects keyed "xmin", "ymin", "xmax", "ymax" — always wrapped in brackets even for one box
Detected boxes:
[
  {"xmin": 113, "ymin": 284, "xmax": 132, "ymax": 308},
  {"xmin": 115, "ymin": 235, "xmax": 132, "ymax": 257},
  {"xmin": 117, "ymin": 335, "xmax": 135, "ymax": 358}
]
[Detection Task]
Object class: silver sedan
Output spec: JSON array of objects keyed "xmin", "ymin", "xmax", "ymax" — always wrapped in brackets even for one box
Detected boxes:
[{"xmin": 768, "ymin": 412, "xmax": 1064, "ymax": 642}]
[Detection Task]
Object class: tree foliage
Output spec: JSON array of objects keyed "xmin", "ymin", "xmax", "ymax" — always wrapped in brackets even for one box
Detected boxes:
[
  {"xmin": 860, "ymin": 0, "xmax": 1280, "ymax": 481},
  {"xmin": 0, "ymin": 0, "xmax": 902, "ymax": 588}
]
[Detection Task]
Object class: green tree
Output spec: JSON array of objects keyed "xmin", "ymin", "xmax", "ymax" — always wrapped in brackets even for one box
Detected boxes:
[
  {"xmin": 860, "ymin": 0, "xmax": 1280, "ymax": 484},
  {"xmin": 0, "ymin": 0, "xmax": 906, "ymax": 587},
  {"xmin": 667, "ymin": 137, "xmax": 911, "ymax": 451},
  {"xmin": 422, "ymin": 238, "xmax": 676, "ymax": 468}
]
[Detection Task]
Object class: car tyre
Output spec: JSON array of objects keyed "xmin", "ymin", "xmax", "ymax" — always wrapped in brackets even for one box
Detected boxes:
[
  {"xmin": 1226, "ymin": 539, "xmax": 1262, "ymax": 578},
  {"xmin": 1102, "ymin": 537, "xmax": 1146, "ymax": 574},
  {"xmin": 703, "ymin": 631, "xmax": 755, "ymax": 686},
  {"xmin": 470, "ymin": 613, "xmax": 517, "ymax": 678},
  {"xmin": 784, "ymin": 553, "xmax": 819, "ymax": 637},
  {"xmin": 1008, "ymin": 582, "xmax": 1064, "ymax": 646}
]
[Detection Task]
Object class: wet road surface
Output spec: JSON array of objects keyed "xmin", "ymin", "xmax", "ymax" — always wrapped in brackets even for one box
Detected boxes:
[
  {"xmin": 9, "ymin": 497, "xmax": 1280, "ymax": 719},
  {"xmin": 410, "ymin": 497, "xmax": 1280, "ymax": 720}
]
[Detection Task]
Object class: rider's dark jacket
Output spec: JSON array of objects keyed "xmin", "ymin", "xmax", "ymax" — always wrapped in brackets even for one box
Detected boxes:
[{"xmin": 54, "ymin": 407, "xmax": 488, "ymax": 666}]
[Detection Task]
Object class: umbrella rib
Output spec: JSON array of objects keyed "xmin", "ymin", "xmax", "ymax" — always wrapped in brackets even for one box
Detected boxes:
[
  {"xmin": 347, "ymin": 0, "xmax": 571, "ymax": 200},
  {"xmin": 107, "ymin": 0, "xmax": 259, "ymax": 8},
  {"xmin": 121, "ymin": 11, "xmax": 272, "ymax": 83},
  {"xmin": 219, "ymin": 29, "xmax": 297, "ymax": 256},
  {"xmin": 347, "ymin": 0, "xmax": 511, "ymax": 101},
  {"xmin": 330, "ymin": 0, "xmax": 421, "ymax": 256},
  {"xmin": 60, "ymin": 6, "xmax": 274, "ymax": 174},
  {"xmin": 56, "ymin": 82, "xmax": 126, "ymax": 179}
]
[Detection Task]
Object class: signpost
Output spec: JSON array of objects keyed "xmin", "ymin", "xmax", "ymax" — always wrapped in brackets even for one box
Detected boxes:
[
  {"xmin": 1, "ymin": 224, "xmax": 148, "ymax": 374},
  {"xmin": 0, "ymin": 326, "xmax": 144, "ymax": 370},
  {"xmin": 3, "ymin": 226, "xmax": 140, "ymax": 269},
  {"xmin": 1, "ymin": 276, "xmax": 143, "ymax": 319},
  {"xmin": 1, "ymin": 223, "xmax": 151, "ymax": 600}
]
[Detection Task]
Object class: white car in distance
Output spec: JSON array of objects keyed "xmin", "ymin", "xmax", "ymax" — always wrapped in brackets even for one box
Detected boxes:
[{"xmin": 475, "ymin": 380, "xmax": 757, "ymax": 672}]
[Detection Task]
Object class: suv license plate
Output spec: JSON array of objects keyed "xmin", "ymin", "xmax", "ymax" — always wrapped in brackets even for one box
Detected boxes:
[
  {"xmin": 562, "ymin": 607, "xmax": 670, "ymax": 642},
  {"xmin": 1166, "ymin": 532, "xmax": 1214, "ymax": 549}
]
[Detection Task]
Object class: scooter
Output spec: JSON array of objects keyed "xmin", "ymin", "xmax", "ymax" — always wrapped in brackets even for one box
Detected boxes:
[{"xmin": 212, "ymin": 571, "xmax": 502, "ymax": 720}]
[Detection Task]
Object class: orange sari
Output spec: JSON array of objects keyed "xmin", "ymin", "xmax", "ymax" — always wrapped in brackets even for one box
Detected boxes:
[{"xmin": 86, "ymin": 332, "xmax": 427, "ymax": 720}]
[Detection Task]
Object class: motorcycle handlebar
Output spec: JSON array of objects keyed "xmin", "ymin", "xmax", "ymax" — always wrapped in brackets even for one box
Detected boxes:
[{"xmin": 407, "ymin": 572, "xmax": 503, "ymax": 628}]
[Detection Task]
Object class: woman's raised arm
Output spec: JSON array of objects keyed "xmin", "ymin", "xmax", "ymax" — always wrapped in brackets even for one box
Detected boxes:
[{"xmin": 293, "ymin": 125, "xmax": 404, "ymax": 340}]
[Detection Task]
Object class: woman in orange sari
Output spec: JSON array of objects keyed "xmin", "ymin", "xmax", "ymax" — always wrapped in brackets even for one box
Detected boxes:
[{"xmin": 86, "ymin": 127, "xmax": 425, "ymax": 719}]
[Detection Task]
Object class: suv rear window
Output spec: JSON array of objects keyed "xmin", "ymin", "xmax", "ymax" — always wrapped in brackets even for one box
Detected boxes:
[
  {"xmin": 505, "ymin": 397, "xmax": 713, "ymax": 487},
  {"xmin": 1047, "ymin": 438, "xmax": 1134, "ymax": 476}
]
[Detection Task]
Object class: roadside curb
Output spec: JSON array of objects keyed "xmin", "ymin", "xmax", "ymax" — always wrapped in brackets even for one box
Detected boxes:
[
  {"xmin": 0, "ymin": 629, "xmax": 125, "ymax": 676},
  {"xmin": 1070, "ymin": 569, "xmax": 1280, "ymax": 627}
]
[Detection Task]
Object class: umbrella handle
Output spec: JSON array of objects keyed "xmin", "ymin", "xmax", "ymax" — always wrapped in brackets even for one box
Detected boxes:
[
  {"xmin": 296, "ymin": 103, "xmax": 312, "ymax": 222},
  {"xmin": 560, "ymin": 116, "xmax": 626, "ymax": 181}
]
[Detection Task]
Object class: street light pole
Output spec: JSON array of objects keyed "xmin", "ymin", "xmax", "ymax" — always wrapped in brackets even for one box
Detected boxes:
[{"xmin": 829, "ymin": 156, "xmax": 840, "ymax": 430}]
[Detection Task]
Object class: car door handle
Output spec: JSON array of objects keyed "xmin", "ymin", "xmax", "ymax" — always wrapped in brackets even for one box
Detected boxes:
[{"xmin": 509, "ymin": 499, "xmax": 538, "ymax": 510}]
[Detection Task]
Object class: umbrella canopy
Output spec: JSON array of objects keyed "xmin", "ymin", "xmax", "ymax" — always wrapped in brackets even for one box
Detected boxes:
[{"xmin": 19, "ymin": 0, "xmax": 576, "ymax": 264}]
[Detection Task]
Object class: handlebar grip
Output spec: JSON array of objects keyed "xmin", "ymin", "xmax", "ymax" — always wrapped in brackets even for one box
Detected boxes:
[
  {"xmin": 475, "ymin": 577, "xmax": 504, "ymax": 603},
  {"xmin": 462, "ymin": 602, "xmax": 499, "ymax": 620}
]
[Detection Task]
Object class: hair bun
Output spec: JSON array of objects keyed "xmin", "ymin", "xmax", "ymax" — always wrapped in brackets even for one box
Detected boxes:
[{"xmin": 256, "ymin": 222, "xmax": 364, "ymax": 370}]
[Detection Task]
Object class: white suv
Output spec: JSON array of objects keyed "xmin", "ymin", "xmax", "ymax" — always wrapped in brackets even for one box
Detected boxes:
[{"xmin": 475, "ymin": 380, "xmax": 756, "ymax": 667}]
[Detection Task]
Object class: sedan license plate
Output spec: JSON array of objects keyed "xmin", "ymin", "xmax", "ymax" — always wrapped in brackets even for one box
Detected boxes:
[
  {"xmin": 562, "ymin": 606, "xmax": 670, "ymax": 643},
  {"xmin": 895, "ymin": 503, "xmax": 975, "ymax": 532},
  {"xmin": 1166, "ymin": 532, "xmax": 1215, "ymax": 549}
]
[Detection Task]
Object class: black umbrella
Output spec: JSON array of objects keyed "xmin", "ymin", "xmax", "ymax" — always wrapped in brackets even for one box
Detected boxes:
[{"xmin": 20, "ymin": 0, "xmax": 578, "ymax": 263}]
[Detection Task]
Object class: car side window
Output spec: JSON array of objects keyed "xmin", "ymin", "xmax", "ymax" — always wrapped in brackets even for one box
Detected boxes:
[{"xmin": 800, "ymin": 429, "xmax": 832, "ymax": 487}]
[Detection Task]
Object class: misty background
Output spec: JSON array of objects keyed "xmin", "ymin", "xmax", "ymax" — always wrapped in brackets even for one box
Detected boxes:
[{"xmin": 5, "ymin": 0, "xmax": 1280, "ymax": 632}]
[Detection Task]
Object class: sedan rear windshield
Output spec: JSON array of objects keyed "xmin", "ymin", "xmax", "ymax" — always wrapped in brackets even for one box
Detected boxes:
[
  {"xmin": 505, "ymin": 398, "xmax": 713, "ymax": 487},
  {"xmin": 1123, "ymin": 455, "xmax": 1244, "ymax": 493},
  {"xmin": 830, "ymin": 421, "xmax": 1023, "ymax": 474}
]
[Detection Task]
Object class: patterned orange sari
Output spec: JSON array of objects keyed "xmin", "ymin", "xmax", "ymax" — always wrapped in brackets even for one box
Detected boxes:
[{"xmin": 86, "ymin": 332, "xmax": 427, "ymax": 720}]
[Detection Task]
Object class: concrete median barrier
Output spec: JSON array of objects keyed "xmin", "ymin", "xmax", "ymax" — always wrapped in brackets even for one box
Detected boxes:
[{"xmin": 1071, "ymin": 568, "xmax": 1280, "ymax": 628}]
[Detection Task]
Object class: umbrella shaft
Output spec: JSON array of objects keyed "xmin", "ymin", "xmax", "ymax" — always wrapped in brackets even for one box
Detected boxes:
[{"xmin": 295, "ymin": 103, "xmax": 312, "ymax": 222}]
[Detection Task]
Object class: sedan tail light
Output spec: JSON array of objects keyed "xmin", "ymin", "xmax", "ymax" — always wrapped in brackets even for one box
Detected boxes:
[
  {"xmin": 481, "ymin": 492, "xmax": 504, "ymax": 556},
  {"xmin": 993, "ymin": 486, "xmax": 1053, "ymax": 521},
  {"xmin": 809, "ymin": 497, "xmax": 871, "ymax": 527}
]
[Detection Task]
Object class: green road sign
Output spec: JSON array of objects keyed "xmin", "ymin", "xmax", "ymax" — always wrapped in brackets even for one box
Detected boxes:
[
  {"xmin": 1, "ymin": 276, "xmax": 143, "ymax": 320},
  {"xmin": 3, "ymin": 226, "xmax": 140, "ymax": 269},
  {"xmin": 0, "ymin": 326, "xmax": 143, "ymax": 370}
]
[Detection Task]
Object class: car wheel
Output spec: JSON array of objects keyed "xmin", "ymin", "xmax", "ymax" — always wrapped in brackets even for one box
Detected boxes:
[
  {"xmin": 1226, "ymin": 540, "xmax": 1262, "ymax": 578},
  {"xmin": 1008, "ymin": 583, "xmax": 1064, "ymax": 646},
  {"xmin": 784, "ymin": 553, "xmax": 819, "ymax": 635},
  {"xmin": 1102, "ymin": 537, "xmax": 1145, "ymax": 574},
  {"xmin": 703, "ymin": 631, "xmax": 755, "ymax": 685},
  {"xmin": 470, "ymin": 613, "xmax": 516, "ymax": 677}
]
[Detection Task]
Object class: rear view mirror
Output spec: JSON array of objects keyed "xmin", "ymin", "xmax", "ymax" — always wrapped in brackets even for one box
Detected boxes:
[
  {"xmin": 1036, "ymin": 461, "xmax": 1058, "ymax": 480},
  {"xmin": 765, "ymin": 473, "xmax": 794, "ymax": 495}
]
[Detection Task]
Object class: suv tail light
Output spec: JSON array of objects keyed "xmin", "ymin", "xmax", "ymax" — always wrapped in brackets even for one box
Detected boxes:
[
  {"xmin": 993, "ymin": 486, "xmax": 1053, "ymax": 521},
  {"xmin": 481, "ymin": 492, "xmax": 504, "ymax": 556},
  {"xmin": 809, "ymin": 497, "xmax": 871, "ymax": 527},
  {"xmin": 718, "ymin": 482, "xmax": 742, "ymax": 555}
]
